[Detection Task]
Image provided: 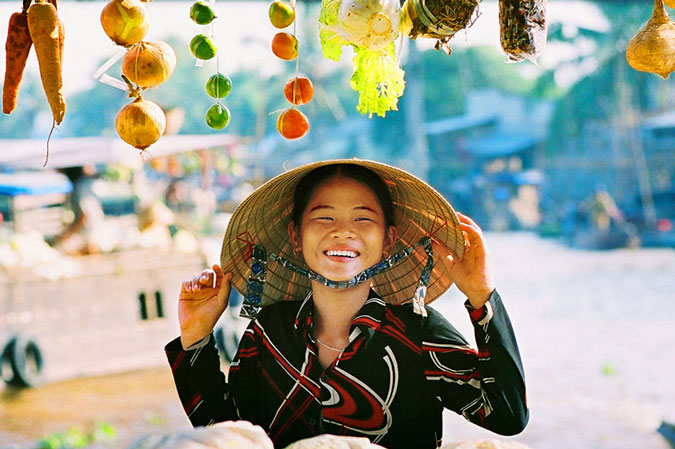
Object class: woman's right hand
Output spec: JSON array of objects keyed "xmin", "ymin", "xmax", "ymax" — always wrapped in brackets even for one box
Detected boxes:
[{"xmin": 178, "ymin": 264, "xmax": 232, "ymax": 349}]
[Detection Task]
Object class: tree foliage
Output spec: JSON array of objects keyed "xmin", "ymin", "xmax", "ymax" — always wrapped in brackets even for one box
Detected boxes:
[{"xmin": 546, "ymin": 2, "xmax": 675, "ymax": 152}]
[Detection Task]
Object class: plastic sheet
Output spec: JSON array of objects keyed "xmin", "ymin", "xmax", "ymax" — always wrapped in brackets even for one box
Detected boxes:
[{"xmin": 499, "ymin": 0, "xmax": 548, "ymax": 63}]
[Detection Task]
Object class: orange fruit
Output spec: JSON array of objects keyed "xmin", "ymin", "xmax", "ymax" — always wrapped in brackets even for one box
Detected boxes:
[
  {"xmin": 283, "ymin": 77, "xmax": 314, "ymax": 105},
  {"xmin": 269, "ymin": 1, "xmax": 295, "ymax": 28},
  {"xmin": 271, "ymin": 32, "xmax": 298, "ymax": 60},
  {"xmin": 276, "ymin": 108, "xmax": 309, "ymax": 139}
]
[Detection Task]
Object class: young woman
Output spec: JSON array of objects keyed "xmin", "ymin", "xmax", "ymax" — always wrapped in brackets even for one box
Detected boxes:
[{"xmin": 165, "ymin": 160, "xmax": 528, "ymax": 449}]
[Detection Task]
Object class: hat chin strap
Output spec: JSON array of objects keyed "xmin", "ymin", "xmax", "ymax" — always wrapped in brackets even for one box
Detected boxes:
[{"xmin": 241, "ymin": 237, "xmax": 434, "ymax": 319}]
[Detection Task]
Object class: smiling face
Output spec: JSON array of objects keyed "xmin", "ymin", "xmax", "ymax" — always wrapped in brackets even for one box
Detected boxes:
[{"xmin": 289, "ymin": 176, "xmax": 396, "ymax": 282}]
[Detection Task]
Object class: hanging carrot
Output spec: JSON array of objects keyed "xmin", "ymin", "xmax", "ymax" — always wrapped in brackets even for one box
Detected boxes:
[
  {"xmin": 27, "ymin": 0, "xmax": 65, "ymax": 124},
  {"xmin": 2, "ymin": 1, "xmax": 33, "ymax": 115},
  {"xmin": 57, "ymin": 18, "xmax": 64, "ymax": 62}
]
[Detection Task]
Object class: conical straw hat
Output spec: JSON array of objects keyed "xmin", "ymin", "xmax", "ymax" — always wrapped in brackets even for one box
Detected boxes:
[{"xmin": 221, "ymin": 159, "xmax": 464, "ymax": 309}]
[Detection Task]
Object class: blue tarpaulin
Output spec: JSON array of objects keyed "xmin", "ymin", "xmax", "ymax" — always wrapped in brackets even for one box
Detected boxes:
[
  {"xmin": 465, "ymin": 132, "xmax": 539, "ymax": 159},
  {"xmin": 0, "ymin": 172, "xmax": 72, "ymax": 197}
]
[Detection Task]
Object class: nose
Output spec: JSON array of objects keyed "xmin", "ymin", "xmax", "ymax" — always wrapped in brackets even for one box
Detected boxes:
[{"xmin": 330, "ymin": 219, "xmax": 355, "ymax": 239}]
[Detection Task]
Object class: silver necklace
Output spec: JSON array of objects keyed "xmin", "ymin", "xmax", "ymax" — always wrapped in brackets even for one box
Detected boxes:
[{"xmin": 315, "ymin": 337, "xmax": 346, "ymax": 352}]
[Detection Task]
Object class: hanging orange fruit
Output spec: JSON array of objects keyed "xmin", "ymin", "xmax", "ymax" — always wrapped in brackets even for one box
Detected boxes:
[
  {"xmin": 276, "ymin": 108, "xmax": 309, "ymax": 139},
  {"xmin": 283, "ymin": 77, "xmax": 313, "ymax": 105},
  {"xmin": 271, "ymin": 32, "xmax": 298, "ymax": 60}
]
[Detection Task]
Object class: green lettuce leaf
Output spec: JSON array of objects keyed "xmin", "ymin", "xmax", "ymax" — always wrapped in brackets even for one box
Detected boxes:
[
  {"xmin": 349, "ymin": 43, "xmax": 406, "ymax": 117},
  {"xmin": 319, "ymin": 28, "xmax": 349, "ymax": 62},
  {"xmin": 318, "ymin": 0, "xmax": 349, "ymax": 61}
]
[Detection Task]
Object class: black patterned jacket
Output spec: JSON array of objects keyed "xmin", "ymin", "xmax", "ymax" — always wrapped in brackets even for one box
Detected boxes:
[{"xmin": 165, "ymin": 290, "xmax": 528, "ymax": 449}]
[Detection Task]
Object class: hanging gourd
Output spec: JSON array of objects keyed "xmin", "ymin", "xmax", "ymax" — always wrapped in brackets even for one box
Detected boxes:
[
  {"xmin": 100, "ymin": 0, "xmax": 149, "ymax": 47},
  {"xmin": 122, "ymin": 40, "xmax": 176, "ymax": 88},
  {"xmin": 115, "ymin": 78, "xmax": 166, "ymax": 153},
  {"xmin": 98, "ymin": 0, "xmax": 176, "ymax": 153},
  {"xmin": 626, "ymin": 0, "xmax": 675, "ymax": 78}
]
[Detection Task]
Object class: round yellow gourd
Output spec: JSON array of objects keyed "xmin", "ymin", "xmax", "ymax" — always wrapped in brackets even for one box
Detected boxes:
[{"xmin": 115, "ymin": 96, "xmax": 166, "ymax": 150}]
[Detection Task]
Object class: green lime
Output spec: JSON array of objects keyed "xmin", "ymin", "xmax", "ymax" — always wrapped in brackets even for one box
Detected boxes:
[
  {"xmin": 190, "ymin": 34, "xmax": 217, "ymax": 60},
  {"xmin": 190, "ymin": 1, "xmax": 216, "ymax": 25},
  {"xmin": 268, "ymin": 1, "xmax": 295, "ymax": 29},
  {"xmin": 205, "ymin": 104, "xmax": 230, "ymax": 130},
  {"xmin": 205, "ymin": 73, "xmax": 232, "ymax": 99}
]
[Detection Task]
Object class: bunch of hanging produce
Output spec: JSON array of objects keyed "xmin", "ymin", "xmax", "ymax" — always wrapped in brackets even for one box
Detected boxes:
[
  {"xmin": 270, "ymin": 0, "xmax": 311, "ymax": 139},
  {"xmin": 99, "ymin": 0, "xmax": 176, "ymax": 152},
  {"xmin": 278, "ymin": 76, "xmax": 313, "ymax": 139},
  {"xmin": 189, "ymin": 0, "xmax": 232, "ymax": 130},
  {"xmin": 499, "ymin": 0, "xmax": 548, "ymax": 63},
  {"xmin": 399, "ymin": 0, "xmax": 480, "ymax": 54},
  {"xmin": 318, "ymin": 0, "xmax": 405, "ymax": 118},
  {"xmin": 3, "ymin": 0, "xmax": 65, "ymax": 125},
  {"xmin": 626, "ymin": 0, "xmax": 675, "ymax": 79}
]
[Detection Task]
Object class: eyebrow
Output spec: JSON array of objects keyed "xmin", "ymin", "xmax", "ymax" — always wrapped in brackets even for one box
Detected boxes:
[
  {"xmin": 308, "ymin": 205, "xmax": 378, "ymax": 213},
  {"xmin": 308, "ymin": 205, "xmax": 334, "ymax": 213},
  {"xmin": 354, "ymin": 206, "xmax": 377, "ymax": 213}
]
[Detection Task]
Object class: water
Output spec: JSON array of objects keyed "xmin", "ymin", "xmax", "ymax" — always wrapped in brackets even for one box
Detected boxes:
[{"xmin": 1, "ymin": 233, "xmax": 674, "ymax": 449}]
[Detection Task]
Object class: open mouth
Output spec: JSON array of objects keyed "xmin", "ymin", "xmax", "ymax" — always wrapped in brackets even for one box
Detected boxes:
[{"xmin": 324, "ymin": 249, "xmax": 359, "ymax": 259}]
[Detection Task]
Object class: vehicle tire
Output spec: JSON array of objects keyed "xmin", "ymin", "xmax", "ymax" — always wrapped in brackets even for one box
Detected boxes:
[
  {"xmin": 2, "ymin": 336, "xmax": 44, "ymax": 388},
  {"xmin": 0, "ymin": 350, "xmax": 13, "ymax": 386}
]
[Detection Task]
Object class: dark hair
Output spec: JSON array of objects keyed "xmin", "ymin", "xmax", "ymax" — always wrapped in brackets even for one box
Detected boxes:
[{"xmin": 291, "ymin": 164, "xmax": 396, "ymax": 228}]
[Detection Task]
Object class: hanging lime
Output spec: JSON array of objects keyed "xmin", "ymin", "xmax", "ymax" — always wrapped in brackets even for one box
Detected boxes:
[
  {"xmin": 190, "ymin": 34, "xmax": 217, "ymax": 60},
  {"xmin": 190, "ymin": 1, "xmax": 217, "ymax": 25},
  {"xmin": 205, "ymin": 104, "xmax": 230, "ymax": 130},
  {"xmin": 205, "ymin": 74, "xmax": 232, "ymax": 99}
]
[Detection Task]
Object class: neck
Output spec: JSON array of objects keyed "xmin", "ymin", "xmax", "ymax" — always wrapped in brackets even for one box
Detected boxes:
[{"xmin": 311, "ymin": 281, "xmax": 371, "ymax": 339}]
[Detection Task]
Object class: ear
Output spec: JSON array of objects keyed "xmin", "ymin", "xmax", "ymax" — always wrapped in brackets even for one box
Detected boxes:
[
  {"xmin": 383, "ymin": 225, "xmax": 397, "ymax": 257},
  {"xmin": 287, "ymin": 220, "xmax": 301, "ymax": 253}
]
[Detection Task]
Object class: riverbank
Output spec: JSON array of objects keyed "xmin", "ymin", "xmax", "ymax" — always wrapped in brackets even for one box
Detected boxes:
[{"xmin": 1, "ymin": 233, "xmax": 673, "ymax": 449}]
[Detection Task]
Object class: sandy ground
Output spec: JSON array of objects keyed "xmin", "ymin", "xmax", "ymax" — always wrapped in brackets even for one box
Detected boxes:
[
  {"xmin": 438, "ymin": 233, "xmax": 675, "ymax": 449},
  {"xmin": 1, "ymin": 233, "xmax": 674, "ymax": 449}
]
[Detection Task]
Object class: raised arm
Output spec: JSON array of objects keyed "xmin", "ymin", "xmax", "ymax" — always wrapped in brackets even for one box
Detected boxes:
[{"xmin": 423, "ymin": 296, "xmax": 528, "ymax": 435}]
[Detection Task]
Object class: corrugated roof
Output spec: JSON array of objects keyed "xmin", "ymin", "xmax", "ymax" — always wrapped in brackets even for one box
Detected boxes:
[
  {"xmin": 465, "ymin": 132, "xmax": 539, "ymax": 158},
  {"xmin": 0, "ymin": 134, "xmax": 240, "ymax": 169},
  {"xmin": 642, "ymin": 110, "xmax": 675, "ymax": 130},
  {"xmin": 424, "ymin": 114, "xmax": 498, "ymax": 136}
]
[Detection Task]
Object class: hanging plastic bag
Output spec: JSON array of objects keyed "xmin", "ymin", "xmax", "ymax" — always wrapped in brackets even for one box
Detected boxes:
[
  {"xmin": 400, "ymin": 0, "xmax": 480, "ymax": 54},
  {"xmin": 499, "ymin": 0, "xmax": 548, "ymax": 63}
]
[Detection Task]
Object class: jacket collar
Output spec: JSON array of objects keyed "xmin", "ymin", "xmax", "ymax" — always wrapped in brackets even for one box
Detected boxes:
[{"xmin": 294, "ymin": 289, "xmax": 386, "ymax": 341}]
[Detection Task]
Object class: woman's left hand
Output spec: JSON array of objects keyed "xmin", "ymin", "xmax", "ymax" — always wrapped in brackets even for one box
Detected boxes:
[{"xmin": 435, "ymin": 212, "xmax": 495, "ymax": 309}]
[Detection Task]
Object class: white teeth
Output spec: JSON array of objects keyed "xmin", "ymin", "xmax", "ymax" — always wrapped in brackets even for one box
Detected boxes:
[{"xmin": 325, "ymin": 250, "xmax": 358, "ymax": 258}]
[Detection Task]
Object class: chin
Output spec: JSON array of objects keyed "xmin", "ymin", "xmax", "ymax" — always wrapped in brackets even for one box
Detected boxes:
[{"xmin": 317, "ymin": 268, "xmax": 363, "ymax": 282}]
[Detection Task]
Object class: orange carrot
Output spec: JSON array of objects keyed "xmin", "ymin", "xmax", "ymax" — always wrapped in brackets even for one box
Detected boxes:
[
  {"xmin": 27, "ymin": 0, "xmax": 65, "ymax": 125},
  {"xmin": 58, "ymin": 18, "xmax": 64, "ymax": 62},
  {"xmin": 2, "ymin": 11, "xmax": 33, "ymax": 114}
]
